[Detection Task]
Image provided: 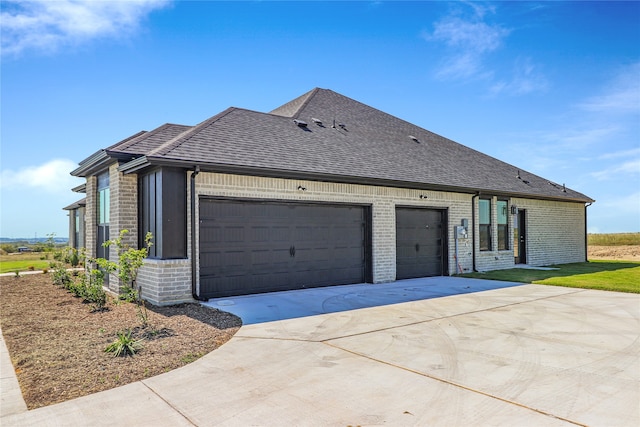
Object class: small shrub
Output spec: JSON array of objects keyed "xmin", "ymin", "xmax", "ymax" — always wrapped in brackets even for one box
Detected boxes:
[
  {"xmin": 119, "ymin": 285, "xmax": 138, "ymax": 303},
  {"xmin": 28, "ymin": 266, "xmax": 35, "ymax": 271},
  {"xmin": 86, "ymin": 282, "xmax": 106, "ymax": 311},
  {"xmin": 52, "ymin": 264, "xmax": 72, "ymax": 287},
  {"xmin": 104, "ymin": 330, "xmax": 143, "ymax": 357},
  {"xmin": 14, "ymin": 270, "xmax": 20, "ymax": 278},
  {"xmin": 42, "ymin": 268, "xmax": 48, "ymax": 274}
]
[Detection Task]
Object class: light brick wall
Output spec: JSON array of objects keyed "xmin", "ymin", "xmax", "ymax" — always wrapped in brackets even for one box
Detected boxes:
[
  {"xmin": 137, "ymin": 259, "xmax": 192, "ymax": 306},
  {"xmin": 474, "ymin": 196, "xmax": 586, "ymax": 271},
  {"xmin": 475, "ymin": 196, "xmax": 516, "ymax": 272},
  {"xmin": 193, "ymin": 172, "xmax": 475, "ymax": 296},
  {"xmin": 106, "ymin": 163, "xmax": 139, "ymax": 293},
  {"xmin": 94, "ymin": 169, "xmax": 586, "ymax": 304},
  {"xmin": 85, "ymin": 175, "xmax": 97, "ymax": 258},
  {"xmin": 512, "ymin": 197, "xmax": 586, "ymax": 266}
]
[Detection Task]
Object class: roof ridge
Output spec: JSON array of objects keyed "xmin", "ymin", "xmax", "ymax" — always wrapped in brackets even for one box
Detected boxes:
[
  {"xmin": 106, "ymin": 130, "xmax": 148, "ymax": 151},
  {"xmin": 290, "ymin": 87, "xmax": 320, "ymax": 119},
  {"xmin": 269, "ymin": 88, "xmax": 320, "ymax": 117},
  {"xmin": 110, "ymin": 124, "xmax": 191, "ymax": 152},
  {"xmin": 149, "ymin": 107, "xmax": 236, "ymax": 157}
]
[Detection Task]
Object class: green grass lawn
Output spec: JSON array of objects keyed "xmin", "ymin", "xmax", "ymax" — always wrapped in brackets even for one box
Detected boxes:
[
  {"xmin": 0, "ymin": 253, "xmax": 52, "ymax": 274},
  {"xmin": 460, "ymin": 261, "xmax": 640, "ymax": 293}
]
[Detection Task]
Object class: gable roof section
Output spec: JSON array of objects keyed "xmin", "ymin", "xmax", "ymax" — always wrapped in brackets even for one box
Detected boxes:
[{"xmin": 113, "ymin": 88, "xmax": 591, "ymax": 203}]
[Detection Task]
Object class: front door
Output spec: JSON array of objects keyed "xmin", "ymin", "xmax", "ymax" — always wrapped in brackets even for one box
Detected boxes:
[{"xmin": 514, "ymin": 209, "xmax": 526, "ymax": 264}]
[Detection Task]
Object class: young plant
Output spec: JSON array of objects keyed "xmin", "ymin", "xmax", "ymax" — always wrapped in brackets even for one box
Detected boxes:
[
  {"xmin": 104, "ymin": 330, "xmax": 143, "ymax": 357},
  {"xmin": 102, "ymin": 230, "xmax": 153, "ymax": 328}
]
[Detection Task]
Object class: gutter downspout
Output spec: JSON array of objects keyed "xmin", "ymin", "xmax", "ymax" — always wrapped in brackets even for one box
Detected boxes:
[
  {"xmin": 585, "ymin": 202, "xmax": 593, "ymax": 262},
  {"xmin": 471, "ymin": 192, "xmax": 480, "ymax": 272},
  {"xmin": 190, "ymin": 166, "xmax": 206, "ymax": 301}
]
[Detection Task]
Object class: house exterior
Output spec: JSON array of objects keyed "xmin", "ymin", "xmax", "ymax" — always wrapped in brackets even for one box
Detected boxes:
[{"xmin": 67, "ymin": 88, "xmax": 594, "ymax": 305}]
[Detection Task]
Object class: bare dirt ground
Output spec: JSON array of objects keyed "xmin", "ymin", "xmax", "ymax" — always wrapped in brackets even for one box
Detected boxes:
[
  {"xmin": 1, "ymin": 246, "xmax": 637, "ymax": 410},
  {"xmin": 0, "ymin": 274, "xmax": 241, "ymax": 409},
  {"xmin": 588, "ymin": 245, "xmax": 640, "ymax": 261}
]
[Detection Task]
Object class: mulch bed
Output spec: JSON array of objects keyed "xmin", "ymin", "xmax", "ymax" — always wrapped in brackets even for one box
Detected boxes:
[{"xmin": 0, "ymin": 273, "xmax": 241, "ymax": 409}]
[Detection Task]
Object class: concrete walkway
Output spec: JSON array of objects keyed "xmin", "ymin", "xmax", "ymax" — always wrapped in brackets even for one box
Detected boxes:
[{"xmin": 1, "ymin": 278, "xmax": 639, "ymax": 426}]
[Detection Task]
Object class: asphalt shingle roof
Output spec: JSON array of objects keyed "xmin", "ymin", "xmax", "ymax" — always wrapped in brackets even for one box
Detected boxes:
[{"xmin": 109, "ymin": 88, "xmax": 592, "ymax": 203}]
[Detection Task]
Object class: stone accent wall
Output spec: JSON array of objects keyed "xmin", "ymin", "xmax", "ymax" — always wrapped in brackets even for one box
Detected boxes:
[{"xmin": 512, "ymin": 197, "xmax": 586, "ymax": 266}]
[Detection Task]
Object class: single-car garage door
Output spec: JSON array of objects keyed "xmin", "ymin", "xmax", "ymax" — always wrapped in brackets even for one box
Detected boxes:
[
  {"xmin": 396, "ymin": 207, "xmax": 446, "ymax": 279},
  {"xmin": 199, "ymin": 199, "xmax": 370, "ymax": 299}
]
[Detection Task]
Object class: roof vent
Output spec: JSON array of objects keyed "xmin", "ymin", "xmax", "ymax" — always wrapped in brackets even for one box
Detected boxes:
[
  {"xmin": 338, "ymin": 122, "xmax": 347, "ymax": 130},
  {"xmin": 293, "ymin": 119, "xmax": 308, "ymax": 128},
  {"xmin": 311, "ymin": 118, "xmax": 324, "ymax": 126},
  {"xmin": 408, "ymin": 135, "xmax": 419, "ymax": 143}
]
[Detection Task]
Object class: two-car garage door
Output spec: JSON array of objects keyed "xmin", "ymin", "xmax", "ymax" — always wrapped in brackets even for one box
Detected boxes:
[
  {"xmin": 198, "ymin": 199, "xmax": 446, "ymax": 299},
  {"xmin": 199, "ymin": 199, "xmax": 370, "ymax": 299}
]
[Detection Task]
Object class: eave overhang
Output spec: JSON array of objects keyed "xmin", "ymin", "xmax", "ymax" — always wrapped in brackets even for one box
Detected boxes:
[
  {"xmin": 119, "ymin": 156, "xmax": 595, "ymax": 204},
  {"xmin": 71, "ymin": 149, "xmax": 138, "ymax": 177}
]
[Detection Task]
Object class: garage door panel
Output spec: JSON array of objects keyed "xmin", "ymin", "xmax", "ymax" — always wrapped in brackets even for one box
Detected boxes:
[
  {"xmin": 396, "ymin": 208, "xmax": 445, "ymax": 279},
  {"xmin": 199, "ymin": 199, "xmax": 369, "ymax": 299}
]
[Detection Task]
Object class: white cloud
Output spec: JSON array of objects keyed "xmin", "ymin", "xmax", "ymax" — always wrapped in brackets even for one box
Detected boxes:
[
  {"xmin": 0, "ymin": 159, "xmax": 82, "ymax": 192},
  {"xmin": 425, "ymin": 4, "xmax": 548, "ymax": 97},
  {"xmin": 599, "ymin": 192, "xmax": 640, "ymax": 215},
  {"xmin": 1, "ymin": 0, "xmax": 171, "ymax": 56},
  {"xmin": 430, "ymin": 17, "xmax": 508, "ymax": 53},
  {"xmin": 426, "ymin": 12, "xmax": 509, "ymax": 82},
  {"xmin": 591, "ymin": 158, "xmax": 640, "ymax": 181},
  {"xmin": 600, "ymin": 147, "xmax": 640, "ymax": 160},
  {"xmin": 490, "ymin": 57, "xmax": 548, "ymax": 96},
  {"xmin": 578, "ymin": 62, "xmax": 640, "ymax": 115}
]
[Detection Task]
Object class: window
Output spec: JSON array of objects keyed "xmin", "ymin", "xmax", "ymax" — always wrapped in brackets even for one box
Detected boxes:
[
  {"xmin": 497, "ymin": 200, "xmax": 509, "ymax": 250},
  {"xmin": 96, "ymin": 172, "xmax": 110, "ymax": 260},
  {"xmin": 97, "ymin": 172, "xmax": 110, "ymax": 225},
  {"xmin": 74, "ymin": 210, "xmax": 80, "ymax": 249},
  {"xmin": 479, "ymin": 198, "xmax": 491, "ymax": 251}
]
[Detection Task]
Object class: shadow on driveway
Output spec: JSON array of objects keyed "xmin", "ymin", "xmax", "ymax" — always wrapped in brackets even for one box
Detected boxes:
[{"xmin": 203, "ymin": 276, "xmax": 523, "ymax": 324}]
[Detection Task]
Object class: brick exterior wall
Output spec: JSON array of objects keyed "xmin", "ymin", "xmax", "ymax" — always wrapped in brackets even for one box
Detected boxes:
[
  {"xmin": 193, "ymin": 172, "xmax": 476, "ymax": 296},
  {"xmin": 511, "ymin": 197, "xmax": 586, "ymax": 266},
  {"xmin": 85, "ymin": 175, "xmax": 97, "ymax": 259},
  {"xmin": 137, "ymin": 259, "xmax": 192, "ymax": 305},
  {"xmin": 81, "ymin": 169, "xmax": 587, "ymax": 305},
  {"xmin": 105, "ymin": 163, "xmax": 139, "ymax": 293}
]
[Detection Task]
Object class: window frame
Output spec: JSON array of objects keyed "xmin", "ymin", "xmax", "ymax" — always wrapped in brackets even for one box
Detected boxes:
[
  {"xmin": 497, "ymin": 199, "xmax": 509, "ymax": 251},
  {"xmin": 479, "ymin": 198, "xmax": 492, "ymax": 251}
]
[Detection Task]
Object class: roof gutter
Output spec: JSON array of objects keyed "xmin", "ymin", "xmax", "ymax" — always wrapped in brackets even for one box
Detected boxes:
[{"xmin": 190, "ymin": 166, "xmax": 206, "ymax": 301}]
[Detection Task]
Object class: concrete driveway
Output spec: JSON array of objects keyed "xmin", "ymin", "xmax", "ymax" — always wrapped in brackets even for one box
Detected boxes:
[{"xmin": 2, "ymin": 278, "xmax": 639, "ymax": 426}]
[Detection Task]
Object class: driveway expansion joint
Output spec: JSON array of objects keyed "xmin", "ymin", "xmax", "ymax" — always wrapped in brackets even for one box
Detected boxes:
[
  {"xmin": 323, "ymin": 341, "xmax": 589, "ymax": 427},
  {"xmin": 140, "ymin": 380, "xmax": 198, "ymax": 426}
]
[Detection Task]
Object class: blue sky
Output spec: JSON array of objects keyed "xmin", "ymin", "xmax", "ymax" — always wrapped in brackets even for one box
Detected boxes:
[{"xmin": 1, "ymin": 0, "xmax": 639, "ymax": 238}]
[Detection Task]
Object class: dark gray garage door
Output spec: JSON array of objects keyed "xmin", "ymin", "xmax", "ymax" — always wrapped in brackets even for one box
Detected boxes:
[
  {"xmin": 199, "ymin": 199, "xmax": 370, "ymax": 299},
  {"xmin": 396, "ymin": 207, "xmax": 446, "ymax": 279}
]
